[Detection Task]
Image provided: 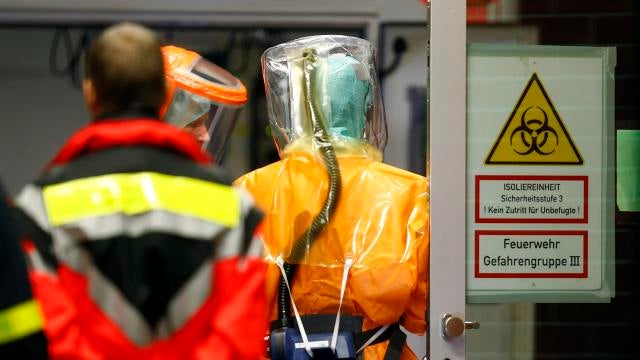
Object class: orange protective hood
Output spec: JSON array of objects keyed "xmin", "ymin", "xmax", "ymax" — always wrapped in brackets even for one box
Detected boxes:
[{"xmin": 161, "ymin": 45, "xmax": 247, "ymax": 112}]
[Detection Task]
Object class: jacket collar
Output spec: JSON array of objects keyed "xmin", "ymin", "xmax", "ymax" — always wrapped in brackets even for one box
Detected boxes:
[{"xmin": 48, "ymin": 117, "xmax": 211, "ymax": 168}]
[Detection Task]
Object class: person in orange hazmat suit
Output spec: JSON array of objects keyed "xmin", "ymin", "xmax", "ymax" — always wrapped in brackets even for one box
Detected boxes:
[{"xmin": 234, "ymin": 35, "xmax": 429, "ymax": 360}]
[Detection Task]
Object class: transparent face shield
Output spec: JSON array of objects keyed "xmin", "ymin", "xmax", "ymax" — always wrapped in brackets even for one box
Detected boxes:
[
  {"xmin": 257, "ymin": 36, "xmax": 401, "ymax": 269},
  {"xmin": 164, "ymin": 88, "xmax": 241, "ymax": 163},
  {"xmin": 261, "ymin": 35, "xmax": 388, "ymax": 156},
  {"xmin": 162, "ymin": 47, "xmax": 247, "ymax": 163}
]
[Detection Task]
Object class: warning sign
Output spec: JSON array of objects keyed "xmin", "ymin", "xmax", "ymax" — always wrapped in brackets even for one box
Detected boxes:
[
  {"xmin": 474, "ymin": 230, "xmax": 588, "ymax": 279},
  {"xmin": 485, "ymin": 73, "xmax": 583, "ymax": 165},
  {"xmin": 475, "ymin": 175, "xmax": 588, "ymax": 224},
  {"xmin": 466, "ymin": 45, "xmax": 614, "ymax": 299}
]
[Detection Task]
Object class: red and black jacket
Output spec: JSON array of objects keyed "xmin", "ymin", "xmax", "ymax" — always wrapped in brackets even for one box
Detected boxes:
[
  {"xmin": 13, "ymin": 117, "xmax": 267, "ymax": 360},
  {"xmin": 0, "ymin": 181, "xmax": 47, "ymax": 359}
]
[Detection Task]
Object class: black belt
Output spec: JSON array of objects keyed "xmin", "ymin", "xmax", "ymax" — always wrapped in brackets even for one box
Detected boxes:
[
  {"xmin": 355, "ymin": 322, "xmax": 406, "ymax": 360},
  {"xmin": 270, "ymin": 314, "xmax": 406, "ymax": 359}
]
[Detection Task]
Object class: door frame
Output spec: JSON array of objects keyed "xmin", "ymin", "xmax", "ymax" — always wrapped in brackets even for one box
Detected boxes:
[{"xmin": 427, "ymin": 0, "xmax": 467, "ymax": 359}]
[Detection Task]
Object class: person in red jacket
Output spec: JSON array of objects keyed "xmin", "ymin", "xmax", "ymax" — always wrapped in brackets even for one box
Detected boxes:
[
  {"xmin": 0, "ymin": 179, "xmax": 47, "ymax": 359},
  {"xmin": 12, "ymin": 22, "xmax": 267, "ymax": 360}
]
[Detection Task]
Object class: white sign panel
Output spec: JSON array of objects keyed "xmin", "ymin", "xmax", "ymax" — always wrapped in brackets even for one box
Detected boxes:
[{"xmin": 466, "ymin": 45, "xmax": 615, "ymax": 301}]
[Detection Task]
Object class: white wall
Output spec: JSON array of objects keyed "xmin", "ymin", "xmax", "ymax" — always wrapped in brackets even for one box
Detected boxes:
[
  {"xmin": 0, "ymin": 0, "xmax": 425, "ymax": 29},
  {"xmin": 0, "ymin": 1, "xmax": 429, "ymax": 194},
  {"xmin": 0, "ymin": 28, "xmax": 88, "ymax": 194},
  {"xmin": 0, "ymin": 0, "xmax": 380, "ymax": 14},
  {"xmin": 381, "ymin": 26, "xmax": 428, "ymax": 171}
]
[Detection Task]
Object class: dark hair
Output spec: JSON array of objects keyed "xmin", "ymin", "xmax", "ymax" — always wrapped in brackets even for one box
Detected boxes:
[{"xmin": 85, "ymin": 22, "xmax": 165, "ymax": 116}]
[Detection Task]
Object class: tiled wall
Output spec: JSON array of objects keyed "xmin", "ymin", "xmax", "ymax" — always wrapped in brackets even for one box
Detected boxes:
[{"xmin": 520, "ymin": 1, "xmax": 640, "ymax": 359}]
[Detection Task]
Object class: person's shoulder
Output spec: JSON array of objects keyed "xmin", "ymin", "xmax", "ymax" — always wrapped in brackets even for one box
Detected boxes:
[
  {"xmin": 35, "ymin": 146, "xmax": 231, "ymax": 186},
  {"xmin": 370, "ymin": 161, "xmax": 427, "ymax": 183},
  {"xmin": 234, "ymin": 161, "xmax": 284, "ymax": 185},
  {"xmin": 196, "ymin": 163, "xmax": 234, "ymax": 185}
]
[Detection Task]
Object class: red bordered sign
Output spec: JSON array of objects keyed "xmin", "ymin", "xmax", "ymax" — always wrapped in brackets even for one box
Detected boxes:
[
  {"xmin": 474, "ymin": 230, "xmax": 589, "ymax": 279},
  {"xmin": 475, "ymin": 175, "xmax": 588, "ymax": 224}
]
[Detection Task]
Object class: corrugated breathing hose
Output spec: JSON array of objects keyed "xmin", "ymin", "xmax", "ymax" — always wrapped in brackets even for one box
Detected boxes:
[{"xmin": 277, "ymin": 49, "xmax": 342, "ymax": 326}]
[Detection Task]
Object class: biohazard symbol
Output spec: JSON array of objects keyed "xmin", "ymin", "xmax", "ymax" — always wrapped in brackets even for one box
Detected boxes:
[
  {"xmin": 510, "ymin": 106, "xmax": 558, "ymax": 155},
  {"xmin": 485, "ymin": 73, "xmax": 583, "ymax": 165}
]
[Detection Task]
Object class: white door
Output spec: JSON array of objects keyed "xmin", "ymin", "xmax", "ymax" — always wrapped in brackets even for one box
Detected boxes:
[{"xmin": 428, "ymin": 0, "xmax": 469, "ymax": 359}]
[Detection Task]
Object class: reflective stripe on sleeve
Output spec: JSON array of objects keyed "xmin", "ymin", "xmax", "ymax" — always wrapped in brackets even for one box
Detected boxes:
[
  {"xmin": 43, "ymin": 172, "xmax": 240, "ymax": 228},
  {"xmin": 0, "ymin": 300, "xmax": 44, "ymax": 344},
  {"xmin": 15, "ymin": 184, "xmax": 52, "ymax": 233}
]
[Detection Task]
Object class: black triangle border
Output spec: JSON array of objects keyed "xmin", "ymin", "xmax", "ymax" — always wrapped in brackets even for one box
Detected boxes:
[{"xmin": 484, "ymin": 73, "xmax": 584, "ymax": 165}]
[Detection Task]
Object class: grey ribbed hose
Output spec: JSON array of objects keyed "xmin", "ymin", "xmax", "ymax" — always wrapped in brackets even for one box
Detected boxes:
[{"xmin": 277, "ymin": 50, "xmax": 342, "ymax": 325}]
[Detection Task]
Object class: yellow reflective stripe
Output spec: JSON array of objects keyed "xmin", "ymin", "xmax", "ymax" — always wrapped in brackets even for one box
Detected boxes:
[
  {"xmin": 0, "ymin": 300, "xmax": 44, "ymax": 344},
  {"xmin": 43, "ymin": 172, "xmax": 239, "ymax": 228}
]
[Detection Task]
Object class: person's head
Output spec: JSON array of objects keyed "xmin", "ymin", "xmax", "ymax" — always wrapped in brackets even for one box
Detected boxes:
[
  {"xmin": 182, "ymin": 114, "xmax": 210, "ymax": 146},
  {"xmin": 261, "ymin": 35, "xmax": 387, "ymax": 157},
  {"xmin": 161, "ymin": 45, "xmax": 247, "ymax": 162},
  {"xmin": 83, "ymin": 22, "xmax": 165, "ymax": 119}
]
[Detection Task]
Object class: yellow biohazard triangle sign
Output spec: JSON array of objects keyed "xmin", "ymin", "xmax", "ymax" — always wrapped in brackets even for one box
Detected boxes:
[{"xmin": 485, "ymin": 73, "xmax": 583, "ymax": 165}]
